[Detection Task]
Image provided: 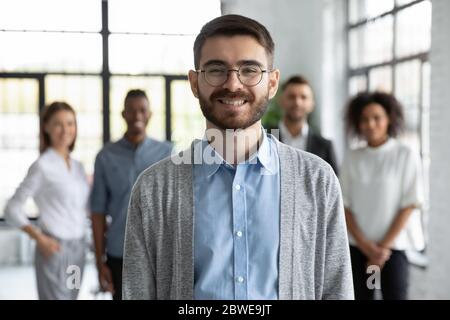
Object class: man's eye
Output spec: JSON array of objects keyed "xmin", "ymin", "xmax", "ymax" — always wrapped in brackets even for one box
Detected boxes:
[
  {"xmin": 240, "ymin": 66, "xmax": 259, "ymax": 75},
  {"xmin": 206, "ymin": 67, "xmax": 226, "ymax": 75}
]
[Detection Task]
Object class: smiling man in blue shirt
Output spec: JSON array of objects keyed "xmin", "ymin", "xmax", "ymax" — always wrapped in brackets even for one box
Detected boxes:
[
  {"xmin": 193, "ymin": 129, "xmax": 280, "ymax": 299},
  {"xmin": 123, "ymin": 15, "xmax": 354, "ymax": 300},
  {"xmin": 90, "ymin": 89, "xmax": 173, "ymax": 300}
]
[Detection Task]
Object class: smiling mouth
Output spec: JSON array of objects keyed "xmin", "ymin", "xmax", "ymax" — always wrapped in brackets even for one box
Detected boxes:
[{"xmin": 217, "ymin": 99, "xmax": 247, "ymax": 106}]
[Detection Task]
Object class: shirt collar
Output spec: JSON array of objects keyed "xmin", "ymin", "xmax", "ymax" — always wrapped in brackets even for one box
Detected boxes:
[
  {"xmin": 45, "ymin": 147, "xmax": 73, "ymax": 169},
  {"xmin": 366, "ymin": 137, "xmax": 395, "ymax": 152},
  {"xmin": 119, "ymin": 136, "xmax": 151, "ymax": 151},
  {"xmin": 256, "ymin": 129, "xmax": 277, "ymax": 174},
  {"xmin": 199, "ymin": 139, "xmax": 223, "ymax": 177},
  {"xmin": 279, "ymin": 120, "xmax": 309, "ymax": 139},
  {"xmin": 199, "ymin": 129, "xmax": 277, "ymax": 178}
]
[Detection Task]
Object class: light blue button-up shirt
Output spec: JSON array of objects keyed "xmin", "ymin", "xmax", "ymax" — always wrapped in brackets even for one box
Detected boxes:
[
  {"xmin": 193, "ymin": 131, "xmax": 280, "ymax": 300},
  {"xmin": 90, "ymin": 137, "xmax": 173, "ymax": 258}
]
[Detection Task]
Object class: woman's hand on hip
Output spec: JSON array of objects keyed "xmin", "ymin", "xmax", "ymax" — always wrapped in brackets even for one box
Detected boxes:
[{"xmin": 36, "ymin": 233, "xmax": 61, "ymax": 258}]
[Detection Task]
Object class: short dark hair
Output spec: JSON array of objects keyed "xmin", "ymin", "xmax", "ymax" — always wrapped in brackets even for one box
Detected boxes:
[
  {"xmin": 124, "ymin": 89, "xmax": 148, "ymax": 106},
  {"xmin": 345, "ymin": 91, "xmax": 405, "ymax": 138},
  {"xmin": 193, "ymin": 14, "xmax": 275, "ymax": 70},
  {"xmin": 281, "ymin": 75, "xmax": 312, "ymax": 92},
  {"xmin": 40, "ymin": 101, "xmax": 77, "ymax": 153}
]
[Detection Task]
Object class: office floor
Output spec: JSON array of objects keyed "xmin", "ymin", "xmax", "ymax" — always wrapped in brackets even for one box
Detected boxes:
[
  {"xmin": 0, "ymin": 259, "xmax": 429, "ymax": 300},
  {"xmin": 0, "ymin": 262, "xmax": 112, "ymax": 300}
]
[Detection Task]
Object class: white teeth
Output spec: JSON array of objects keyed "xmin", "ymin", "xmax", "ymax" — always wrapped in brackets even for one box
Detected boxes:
[{"xmin": 221, "ymin": 99, "xmax": 245, "ymax": 106}]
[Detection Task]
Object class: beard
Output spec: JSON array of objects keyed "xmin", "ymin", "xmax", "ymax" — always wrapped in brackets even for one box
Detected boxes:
[
  {"xmin": 197, "ymin": 86, "xmax": 269, "ymax": 130},
  {"xmin": 285, "ymin": 107, "xmax": 307, "ymax": 123}
]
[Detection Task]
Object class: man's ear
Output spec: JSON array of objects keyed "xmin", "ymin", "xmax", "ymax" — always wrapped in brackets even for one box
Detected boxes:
[
  {"xmin": 121, "ymin": 110, "xmax": 126, "ymax": 119},
  {"xmin": 268, "ymin": 69, "xmax": 280, "ymax": 100},
  {"xmin": 188, "ymin": 70, "xmax": 199, "ymax": 98},
  {"xmin": 307, "ymin": 94, "xmax": 316, "ymax": 115}
]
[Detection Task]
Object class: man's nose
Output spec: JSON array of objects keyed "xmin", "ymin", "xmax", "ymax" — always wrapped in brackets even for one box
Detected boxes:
[
  {"xmin": 130, "ymin": 111, "xmax": 143, "ymax": 121},
  {"xmin": 222, "ymin": 70, "xmax": 244, "ymax": 92}
]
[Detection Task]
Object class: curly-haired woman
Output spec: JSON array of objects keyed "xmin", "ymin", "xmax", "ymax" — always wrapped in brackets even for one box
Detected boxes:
[{"xmin": 340, "ymin": 92, "xmax": 423, "ymax": 300}]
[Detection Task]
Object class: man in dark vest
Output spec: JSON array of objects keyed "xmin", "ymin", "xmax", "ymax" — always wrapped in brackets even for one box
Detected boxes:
[{"xmin": 269, "ymin": 75, "xmax": 338, "ymax": 174}]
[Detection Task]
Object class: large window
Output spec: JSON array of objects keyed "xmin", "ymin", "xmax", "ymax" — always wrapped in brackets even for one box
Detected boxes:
[
  {"xmin": 0, "ymin": 0, "xmax": 220, "ymax": 219},
  {"xmin": 347, "ymin": 0, "xmax": 431, "ymax": 261},
  {"xmin": 347, "ymin": 0, "xmax": 431, "ymax": 148}
]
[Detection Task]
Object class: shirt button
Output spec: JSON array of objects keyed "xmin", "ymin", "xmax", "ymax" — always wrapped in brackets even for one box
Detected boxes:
[
  {"xmin": 237, "ymin": 276, "xmax": 245, "ymax": 283},
  {"xmin": 236, "ymin": 231, "xmax": 243, "ymax": 237},
  {"xmin": 235, "ymin": 184, "xmax": 241, "ymax": 190}
]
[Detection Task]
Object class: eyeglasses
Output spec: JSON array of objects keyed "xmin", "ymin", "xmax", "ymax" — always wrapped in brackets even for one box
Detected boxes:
[{"xmin": 196, "ymin": 63, "xmax": 272, "ymax": 87}]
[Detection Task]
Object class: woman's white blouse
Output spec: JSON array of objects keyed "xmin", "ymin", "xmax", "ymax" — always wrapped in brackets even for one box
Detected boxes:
[
  {"xmin": 4, "ymin": 148, "xmax": 90, "ymax": 240},
  {"xmin": 340, "ymin": 139, "xmax": 423, "ymax": 250}
]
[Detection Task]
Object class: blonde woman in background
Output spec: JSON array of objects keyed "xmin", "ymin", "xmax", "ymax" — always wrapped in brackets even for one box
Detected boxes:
[{"xmin": 4, "ymin": 102, "xmax": 89, "ymax": 300}]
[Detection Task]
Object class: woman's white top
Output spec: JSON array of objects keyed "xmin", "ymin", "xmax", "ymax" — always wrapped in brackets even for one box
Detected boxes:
[
  {"xmin": 4, "ymin": 148, "xmax": 90, "ymax": 240},
  {"xmin": 340, "ymin": 138, "xmax": 424, "ymax": 250}
]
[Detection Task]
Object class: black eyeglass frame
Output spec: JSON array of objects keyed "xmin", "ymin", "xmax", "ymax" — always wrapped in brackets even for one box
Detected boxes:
[{"xmin": 195, "ymin": 64, "xmax": 274, "ymax": 87}]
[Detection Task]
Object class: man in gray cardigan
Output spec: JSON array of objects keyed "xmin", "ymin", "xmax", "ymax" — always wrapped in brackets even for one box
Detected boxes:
[{"xmin": 123, "ymin": 14, "xmax": 354, "ymax": 300}]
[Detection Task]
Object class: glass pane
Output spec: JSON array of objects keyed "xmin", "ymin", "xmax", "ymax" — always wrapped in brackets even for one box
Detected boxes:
[
  {"xmin": 109, "ymin": 0, "xmax": 221, "ymax": 34},
  {"xmin": 171, "ymin": 80, "xmax": 205, "ymax": 151},
  {"xmin": 349, "ymin": 75, "xmax": 367, "ymax": 96},
  {"xmin": 349, "ymin": 0, "xmax": 394, "ymax": 23},
  {"xmin": 0, "ymin": 32, "xmax": 102, "ymax": 73},
  {"xmin": 395, "ymin": 60, "xmax": 421, "ymax": 111},
  {"xmin": 0, "ymin": 78, "xmax": 40, "ymax": 218},
  {"xmin": 349, "ymin": 16, "xmax": 393, "ymax": 68},
  {"xmin": 369, "ymin": 66, "xmax": 392, "ymax": 92},
  {"xmin": 46, "ymin": 76, "xmax": 103, "ymax": 176},
  {"xmin": 395, "ymin": 60, "xmax": 421, "ymax": 132},
  {"xmin": 396, "ymin": 1, "xmax": 432, "ymax": 58},
  {"xmin": 0, "ymin": 0, "xmax": 101, "ymax": 32},
  {"xmin": 349, "ymin": 28, "xmax": 364, "ymax": 69},
  {"xmin": 109, "ymin": 34, "xmax": 195, "ymax": 74},
  {"xmin": 110, "ymin": 76, "xmax": 166, "ymax": 143}
]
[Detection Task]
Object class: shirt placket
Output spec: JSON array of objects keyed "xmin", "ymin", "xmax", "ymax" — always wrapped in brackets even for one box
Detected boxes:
[
  {"xmin": 132, "ymin": 145, "xmax": 141, "ymax": 183},
  {"xmin": 232, "ymin": 165, "xmax": 248, "ymax": 299}
]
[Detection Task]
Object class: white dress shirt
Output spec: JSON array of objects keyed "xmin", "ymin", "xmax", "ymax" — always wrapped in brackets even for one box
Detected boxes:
[
  {"xmin": 4, "ymin": 148, "xmax": 90, "ymax": 240},
  {"xmin": 340, "ymin": 139, "xmax": 424, "ymax": 250},
  {"xmin": 279, "ymin": 121, "xmax": 309, "ymax": 150}
]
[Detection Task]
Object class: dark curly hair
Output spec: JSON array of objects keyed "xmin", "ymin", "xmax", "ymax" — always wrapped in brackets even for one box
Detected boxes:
[{"xmin": 344, "ymin": 91, "xmax": 405, "ymax": 138}]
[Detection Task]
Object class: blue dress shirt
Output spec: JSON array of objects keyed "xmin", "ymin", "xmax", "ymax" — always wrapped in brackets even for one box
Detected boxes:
[
  {"xmin": 90, "ymin": 137, "xmax": 173, "ymax": 258},
  {"xmin": 193, "ymin": 131, "xmax": 280, "ymax": 300}
]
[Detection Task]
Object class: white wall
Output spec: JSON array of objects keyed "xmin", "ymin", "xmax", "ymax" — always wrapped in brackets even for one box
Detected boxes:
[
  {"xmin": 409, "ymin": 0, "xmax": 450, "ymax": 300},
  {"xmin": 221, "ymin": 0, "xmax": 347, "ymax": 162}
]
